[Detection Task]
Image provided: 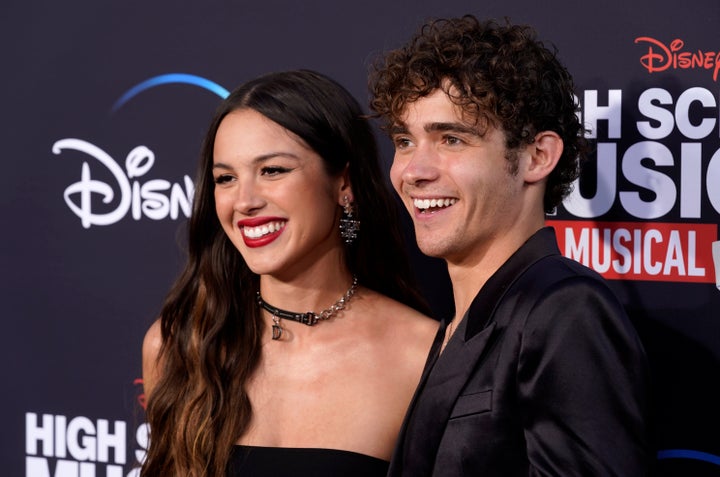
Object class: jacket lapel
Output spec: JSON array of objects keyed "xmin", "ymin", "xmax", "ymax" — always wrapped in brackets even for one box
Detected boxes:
[
  {"xmin": 395, "ymin": 319, "xmax": 497, "ymax": 476},
  {"xmin": 465, "ymin": 227, "xmax": 560, "ymax": 338},
  {"xmin": 387, "ymin": 323, "xmax": 445, "ymax": 476}
]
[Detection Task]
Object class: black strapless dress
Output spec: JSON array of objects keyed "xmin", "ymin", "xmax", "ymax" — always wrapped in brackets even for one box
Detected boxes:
[{"xmin": 227, "ymin": 445, "xmax": 389, "ymax": 476}]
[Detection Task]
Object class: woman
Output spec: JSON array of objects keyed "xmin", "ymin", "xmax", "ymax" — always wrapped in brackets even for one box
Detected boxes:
[{"xmin": 141, "ymin": 70, "xmax": 437, "ymax": 477}]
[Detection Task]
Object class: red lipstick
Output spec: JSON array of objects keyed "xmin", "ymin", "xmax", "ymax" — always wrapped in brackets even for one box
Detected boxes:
[{"xmin": 237, "ymin": 217, "xmax": 286, "ymax": 248}]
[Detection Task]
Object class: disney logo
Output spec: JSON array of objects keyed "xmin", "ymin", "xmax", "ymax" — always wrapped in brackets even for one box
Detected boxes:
[
  {"xmin": 635, "ymin": 37, "xmax": 720, "ymax": 81},
  {"xmin": 53, "ymin": 138, "xmax": 194, "ymax": 228}
]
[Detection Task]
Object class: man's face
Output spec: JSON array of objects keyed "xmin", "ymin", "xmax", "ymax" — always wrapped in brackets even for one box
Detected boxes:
[{"xmin": 389, "ymin": 88, "xmax": 528, "ymax": 266}]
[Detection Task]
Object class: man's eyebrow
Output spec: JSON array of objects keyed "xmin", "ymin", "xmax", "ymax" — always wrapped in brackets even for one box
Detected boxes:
[
  {"xmin": 425, "ymin": 122, "xmax": 481, "ymax": 136},
  {"xmin": 388, "ymin": 122, "xmax": 481, "ymax": 137},
  {"xmin": 388, "ymin": 124, "xmax": 409, "ymax": 135}
]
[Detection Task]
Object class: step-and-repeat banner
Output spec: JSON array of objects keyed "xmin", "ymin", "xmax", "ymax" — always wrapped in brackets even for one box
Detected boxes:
[{"xmin": 3, "ymin": 1, "xmax": 719, "ymax": 475}]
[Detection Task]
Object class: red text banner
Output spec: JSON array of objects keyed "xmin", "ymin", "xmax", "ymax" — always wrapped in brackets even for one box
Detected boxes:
[{"xmin": 547, "ymin": 220, "xmax": 718, "ymax": 283}]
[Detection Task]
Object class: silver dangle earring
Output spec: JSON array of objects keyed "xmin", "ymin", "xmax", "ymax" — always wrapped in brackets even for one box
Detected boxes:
[{"xmin": 339, "ymin": 195, "xmax": 360, "ymax": 244}]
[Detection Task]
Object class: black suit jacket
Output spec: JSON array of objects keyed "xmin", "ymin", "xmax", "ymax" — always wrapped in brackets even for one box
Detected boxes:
[{"xmin": 389, "ymin": 227, "xmax": 650, "ymax": 476}]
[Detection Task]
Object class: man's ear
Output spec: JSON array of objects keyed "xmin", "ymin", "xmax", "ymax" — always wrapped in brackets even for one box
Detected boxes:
[
  {"xmin": 336, "ymin": 163, "xmax": 353, "ymax": 206},
  {"xmin": 523, "ymin": 131, "xmax": 563, "ymax": 184}
]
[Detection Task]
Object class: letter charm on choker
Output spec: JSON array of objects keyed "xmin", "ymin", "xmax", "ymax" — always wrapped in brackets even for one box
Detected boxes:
[
  {"xmin": 257, "ymin": 276, "xmax": 359, "ymax": 340},
  {"xmin": 271, "ymin": 315, "xmax": 283, "ymax": 340}
]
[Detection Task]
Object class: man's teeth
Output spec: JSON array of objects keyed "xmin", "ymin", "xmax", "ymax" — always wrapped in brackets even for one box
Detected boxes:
[
  {"xmin": 243, "ymin": 221, "xmax": 285, "ymax": 238},
  {"xmin": 414, "ymin": 198, "xmax": 457, "ymax": 210}
]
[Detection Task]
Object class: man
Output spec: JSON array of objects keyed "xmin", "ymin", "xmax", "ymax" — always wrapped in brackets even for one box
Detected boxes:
[{"xmin": 370, "ymin": 16, "xmax": 650, "ymax": 476}]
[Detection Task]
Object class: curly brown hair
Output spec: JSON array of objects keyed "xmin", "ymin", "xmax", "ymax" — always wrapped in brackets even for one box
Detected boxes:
[{"xmin": 369, "ymin": 15, "xmax": 588, "ymax": 212}]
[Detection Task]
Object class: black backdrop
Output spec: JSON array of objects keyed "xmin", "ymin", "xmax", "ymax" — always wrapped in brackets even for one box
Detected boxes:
[{"xmin": 3, "ymin": 1, "xmax": 719, "ymax": 475}]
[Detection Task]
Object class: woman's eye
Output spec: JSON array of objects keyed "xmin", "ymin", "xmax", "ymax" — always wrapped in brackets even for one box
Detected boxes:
[
  {"xmin": 214, "ymin": 174, "xmax": 233, "ymax": 184},
  {"xmin": 261, "ymin": 166, "xmax": 291, "ymax": 176}
]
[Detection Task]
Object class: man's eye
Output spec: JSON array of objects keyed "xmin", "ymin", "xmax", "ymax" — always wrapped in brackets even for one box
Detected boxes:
[
  {"xmin": 394, "ymin": 137, "xmax": 412, "ymax": 149},
  {"xmin": 445, "ymin": 136, "xmax": 462, "ymax": 145}
]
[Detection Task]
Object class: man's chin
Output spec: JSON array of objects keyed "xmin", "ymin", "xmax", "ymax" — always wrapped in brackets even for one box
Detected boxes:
[{"xmin": 415, "ymin": 237, "xmax": 449, "ymax": 259}]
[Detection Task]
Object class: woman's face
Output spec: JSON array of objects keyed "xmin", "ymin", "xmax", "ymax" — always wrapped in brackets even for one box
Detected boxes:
[{"xmin": 212, "ymin": 108, "xmax": 348, "ymax": 279}]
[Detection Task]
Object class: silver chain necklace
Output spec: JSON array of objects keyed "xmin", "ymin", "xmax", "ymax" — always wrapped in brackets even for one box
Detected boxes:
[{"xmin": 257, "ymin": 276, "xmax": 359, "ymax": 340}]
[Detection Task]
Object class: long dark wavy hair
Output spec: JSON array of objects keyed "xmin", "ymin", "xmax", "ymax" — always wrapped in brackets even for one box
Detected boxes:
[
  {"xmin": 141, "ymin": 70, "xmax": 428, "ymax": 477},
  {"xmin": 369, "ymin": 15, "xmax": 589, "ymax": 212}
]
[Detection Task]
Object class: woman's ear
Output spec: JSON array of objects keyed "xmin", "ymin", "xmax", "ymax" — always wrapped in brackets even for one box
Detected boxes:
[
  {"xmin": 336, "ymin": 163, "xmax": 353, "ymax": 206},
  {"xmin": 523, "ymin": 131, "xmax": 563, "ymax": 184}
]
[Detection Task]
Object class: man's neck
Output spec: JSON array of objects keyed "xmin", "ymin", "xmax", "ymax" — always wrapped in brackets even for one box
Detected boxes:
[{"xmin": 447, "ymin": 224, "xmax": 544, "ymax": 321}]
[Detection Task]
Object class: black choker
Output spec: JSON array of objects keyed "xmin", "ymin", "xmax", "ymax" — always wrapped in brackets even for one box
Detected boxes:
[{"xmin": 257, "ymin": 277, "xmax": 359, "ymax": 340}]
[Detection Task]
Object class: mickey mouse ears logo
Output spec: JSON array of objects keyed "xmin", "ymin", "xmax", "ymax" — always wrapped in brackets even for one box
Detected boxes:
[{"xmin": 111, "ymin": 73, "xmax": 230, "ymax": 112}]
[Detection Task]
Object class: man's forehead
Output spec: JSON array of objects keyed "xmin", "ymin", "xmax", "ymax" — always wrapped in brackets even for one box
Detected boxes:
[
  {"xmin": 396, "ymin": 90, "xmax": 463, "ymax": 120},
  {"xmin": 393, "ymin": 93, "xmax": 489, "ymax": 135}
]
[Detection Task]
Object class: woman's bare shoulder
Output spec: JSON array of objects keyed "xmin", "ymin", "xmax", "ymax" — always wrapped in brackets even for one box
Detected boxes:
[
  {"xmin": 142, "ymin": 319, "xmax": 163, "ymax": 397},
  {"xmin": 143, "ymin": 319, "xmax": 163, "ymax": 360},
  {"xmin": 360, "ymin": 288, "xmax": 439, "ymax": 345},
  {"xmin": 356, "ymin": 289, "xmax": 438, "ymax": 391}
]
